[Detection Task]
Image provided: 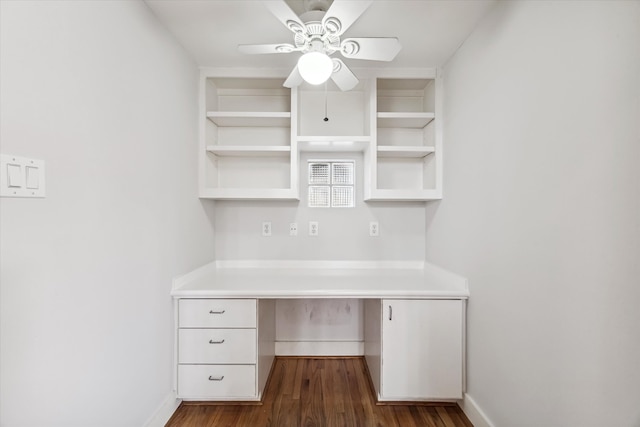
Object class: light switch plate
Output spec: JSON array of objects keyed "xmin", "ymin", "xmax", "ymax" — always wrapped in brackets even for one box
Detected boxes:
[{"xmin": 1, "ymin": 154, "xmax": 46, "ymax": 198}]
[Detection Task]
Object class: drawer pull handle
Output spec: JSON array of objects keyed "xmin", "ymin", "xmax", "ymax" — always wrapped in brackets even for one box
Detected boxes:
[
  {"xmin": 209, "ymin": 339, "xmax": 225, "ymax": 344},
  {"xmin": 389, "ymin": 305, "xmax": 392, "ymax": 321},
  {"xmin": 209, "ymin": 310, "xmax": 226, "ymax": 314},
  {"xmin": 208, "ymin": 375, "xmax": 224, "ymax": 381}
]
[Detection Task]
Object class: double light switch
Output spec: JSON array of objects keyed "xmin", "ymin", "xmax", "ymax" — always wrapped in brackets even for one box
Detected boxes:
[{"xmin": 1, "ymin": 154, "xmax": 46, "ymax": 198}]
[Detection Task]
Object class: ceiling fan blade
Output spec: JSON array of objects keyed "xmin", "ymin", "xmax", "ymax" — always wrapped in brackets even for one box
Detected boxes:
[
  {"xmin": 264, "ymin": 0, "xmax": 306, "ymax": 34},
  {"xmin": 330, "ymin": 59, "xmax": 358, "ymax": 91},
  {"xmin": 238, "ymin": 43, "xmax": 297, "ymax": 55},
  {"xmin": 340, "ymin": 37, "xmax": 402, "ymax": 61},
  {"xmin": 284, "ymin": 66, "xmax": 303, "ymax": 88},
  {"xmin": 322, "ymin": 0, "xmax": 373, "ymax": 36}
]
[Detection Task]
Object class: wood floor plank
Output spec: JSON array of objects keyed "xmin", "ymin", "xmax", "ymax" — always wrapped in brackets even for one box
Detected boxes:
[
  {"xmin": 338, "ymin": 359, "xmax": 360, "ymax": 427},
  {"xmin": 436, "ymin": 406, "xmax": 458, "ymax": 427},
  {"xmin": 445, "ymin": 406, "xmax": 475, "ymax": 427},
  {"xmin": 165, "ymin": 357, "xmax": 473, "ymax": 427},
  {"xmin": 426, "ymin": 406, "xmax": 448, "ymax": 427},
  {"xmin": 410, "ymin": 405, "xmax": 439, "ymax": 427},
  {"xmin": 292, "ymin": 358, "xmax": 304, "ymax": 400}
]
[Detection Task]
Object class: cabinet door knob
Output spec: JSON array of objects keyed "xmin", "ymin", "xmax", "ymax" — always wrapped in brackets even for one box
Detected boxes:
[
  {"xmin": 208, "ymin": 375, "xmax": 224, "ymax": 381},
  {"xmin": 209, "ymin": 339, "xmax": 225, "ymax": 344},
  {"xmin": 209, "ymin": 309, "xmax": 226, "ymax": 314},
  {"xmin": 389, "ymin": 305, "xmax": 393, "ymax": 321}
]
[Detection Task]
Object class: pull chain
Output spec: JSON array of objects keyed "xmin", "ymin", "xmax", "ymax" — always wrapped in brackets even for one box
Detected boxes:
[{"xmin": 323, "ymin": 81, "xmax": 329, "ymax": 122}]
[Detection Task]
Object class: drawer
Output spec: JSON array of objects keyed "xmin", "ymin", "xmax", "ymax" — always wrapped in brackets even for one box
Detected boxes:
[
  {"xmin": 179, "ymin": 299, "xmax": 256, "ymax": 328},
  {"xmin": 178, "ymin": 364, "xmax": 256, "ymax": 399},
  {"xmin": 179, "ymin": 328, "xmax": 256, "ymax": 364}
]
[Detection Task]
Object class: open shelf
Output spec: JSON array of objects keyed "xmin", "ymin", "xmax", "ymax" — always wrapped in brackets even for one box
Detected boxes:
[
  {"xmin": 365, "ymin": 189, "xmax": 442, "ymax": 201},
  {"xmin": 206, "ymin": 111, "xmax": 291, "ymax": 127},
  {"xmin": 206, "ymin": 146, "xmax": 291, "ymax": 157},
  {"xmin": 297, "ymin": 83, "xmax": 371, "ymax": 137},
  {"xmin": 377, "ymin": 146, "xmax": 435, "ymax": 158},
  {"xmin": 298, "ymin": 135, "xmax": 371, "ymax": 152},
  {"xmin": 199, "ymin": 188, "xmax": 299, "ymax": 200},
  {"xmin": 376, "ymin": 112, "xmax": 435, "ymax": 128},
  {"xmin": 369, "ymin": 77, "xmax": 441, "ymax": 201},
  {"xmin": 200, "ymin": 76, "xmax": 295, "ymax": 200}
]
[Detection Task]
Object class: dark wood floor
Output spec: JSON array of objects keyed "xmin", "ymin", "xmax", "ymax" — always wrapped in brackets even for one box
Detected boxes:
[{"xmin": 166, "ymin": 357, "xmax": 473, "ymax": 427}]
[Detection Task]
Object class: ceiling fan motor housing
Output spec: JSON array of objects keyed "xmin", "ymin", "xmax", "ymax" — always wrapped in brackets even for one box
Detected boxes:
[{"xmin": 294, "ymin": 10, "xmax": 341, "ymax": 55}]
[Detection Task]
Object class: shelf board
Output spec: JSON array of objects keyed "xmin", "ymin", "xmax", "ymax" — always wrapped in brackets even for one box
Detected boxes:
[
  {"xmin": 206, "ymin": 111, "xmax": 291, "ymax": 127},
  {"xmin": 297, "ymin": 135, "xmax": 371, "ymax": 142},
  {"xmin": 297, "ymin": 136, "xmax": 372, "ymax": 152},
  {"xmin": 206, "ymin": 145, "xmax": 291, "ymax": 157},
  {"xmin": 377, "ymin": 112, "xmax": 435, "ymax": 128},
  {"xmin": 365, "ymin": 189, "xmax": 442, "ymax": 202},
  {"xmin": 377, "ymin": 146, "xmax": 435, "ymax": 158},
  {"xmin": 199, "ymin": 188, "xmax": 299, "ymax": 200}
]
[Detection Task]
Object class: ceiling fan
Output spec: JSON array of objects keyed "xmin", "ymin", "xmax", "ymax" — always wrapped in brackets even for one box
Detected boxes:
[{"xmin": 238, "ymin": 0, "xmax": 402, "ymax": 91}]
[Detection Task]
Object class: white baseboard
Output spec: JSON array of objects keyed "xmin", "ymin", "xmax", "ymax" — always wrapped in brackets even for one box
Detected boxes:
[
  {"xmin": 276, "ymin": 340, "xmax": 363, "ymax": 356},
  {"xmin": 459, "ymin": 393, "xmax": 494, "ymax": 427},
  {"xmin": 143, "ymin": 392, "xmax": 182, "ymax": 427}
]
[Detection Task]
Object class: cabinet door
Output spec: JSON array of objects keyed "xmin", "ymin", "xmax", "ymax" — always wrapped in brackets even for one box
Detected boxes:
[{"xmin": 381, "ymin": 299, "xmax": 463, "ymax": 400}]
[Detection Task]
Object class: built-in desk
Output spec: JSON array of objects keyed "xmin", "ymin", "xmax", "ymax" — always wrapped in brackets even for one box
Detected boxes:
[{"xmin": 171, "ymin": 261, "xmax": 469, "ymax": 402}]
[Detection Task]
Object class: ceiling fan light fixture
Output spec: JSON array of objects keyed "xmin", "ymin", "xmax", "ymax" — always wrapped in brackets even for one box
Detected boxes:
[{"xmin": 297, "ymin": 51, "xmax": 333, "ymax": 85}]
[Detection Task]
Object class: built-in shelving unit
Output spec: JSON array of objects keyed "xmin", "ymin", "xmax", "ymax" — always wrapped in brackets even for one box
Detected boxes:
[
  {"xmin": 365, "ymin": 76, "xmax": 442, "ymax": 201},
  {"xmin": 198, "ymin": 70, "xmax": 442, "ymax": 201},
  {"xmin": 199, "ymin": 75, "xmax": 297, "ymax": 199}
]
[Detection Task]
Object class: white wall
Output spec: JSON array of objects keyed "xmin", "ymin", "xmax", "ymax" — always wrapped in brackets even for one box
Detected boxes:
[
  {"xmin": 426, "ymin": 2, "xmax": 640, "ymax": 426},
  {"xmin": 214, "ymin": 151, "xmax": 425, "ymax": 261},
  {"xmin": 0, "ymin": 2, "xmax": 215, "ymax": 426}
]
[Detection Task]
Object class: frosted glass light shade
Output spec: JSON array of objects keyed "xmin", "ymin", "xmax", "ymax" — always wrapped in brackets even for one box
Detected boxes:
[{"xmin": 298, "ymin": 52, "xmax": 333, "ymax": 85}]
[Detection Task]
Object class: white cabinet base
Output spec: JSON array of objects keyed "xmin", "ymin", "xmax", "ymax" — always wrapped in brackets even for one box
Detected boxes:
[
  {"xmin": 176, "ymin": 298, "xmax": 275, "ymax": 401},
  {"xmin": 365, "ymin": 299, "xmax": 465, "ymax": 401}
]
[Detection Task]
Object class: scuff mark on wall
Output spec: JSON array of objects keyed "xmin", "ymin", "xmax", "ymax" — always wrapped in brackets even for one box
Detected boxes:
[{"xmin": 276, "ymin": 299, "xmax": 364, "ymax": 341}]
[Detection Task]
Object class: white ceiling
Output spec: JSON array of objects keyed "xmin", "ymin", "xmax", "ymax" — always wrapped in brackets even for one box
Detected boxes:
[{"xmin": 145, "ymin": 0, "xmax": 496, "ymax": 71}]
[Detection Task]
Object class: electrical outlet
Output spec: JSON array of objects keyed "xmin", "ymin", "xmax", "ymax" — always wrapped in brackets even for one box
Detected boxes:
[
  {"xmin": 309, "ymin": 221, "xmax": 319, "ymax": 236},
  {"xmin": 289, "ymin": 222, "xmax": 298, "ymax": 236},
  {"xmin": 369, "ymin": 221, "xmax": 379, "ymax": 237},
  {"xmin": 262, "ymin": 222, "xmax": 272, "ymax": 237}
]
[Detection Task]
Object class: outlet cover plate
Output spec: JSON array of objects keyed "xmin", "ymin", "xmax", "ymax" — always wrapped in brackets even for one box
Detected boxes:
[
  {"xmin": 369, "ymin": 221, "xmax": 379, "ymax": 236},
  {"xmin": 262, "ymin": 222, "xmax": 272, "ymax": 236},
  {"xmin": 309, "ymin": 221, "xmax": 319, "ymax": 236}
]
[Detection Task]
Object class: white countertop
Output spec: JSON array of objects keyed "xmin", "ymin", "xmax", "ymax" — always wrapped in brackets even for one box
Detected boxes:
[{"xmin": 171, "ymin": 261, "xmax": 469, "ymax": 299}]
